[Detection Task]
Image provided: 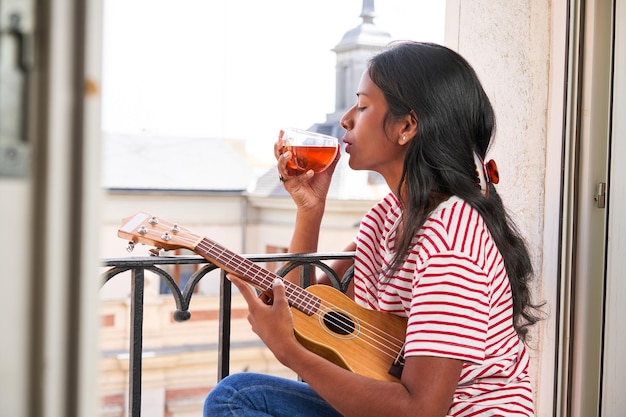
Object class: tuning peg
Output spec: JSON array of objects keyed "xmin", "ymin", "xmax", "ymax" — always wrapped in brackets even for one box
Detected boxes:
[
  {"xmin": 149, "ymin": 248, "xmax": 162, "ymax": 256},
  {"xmin": 126, "ymin": 241, "xmax": 136, "ymax": 253}
]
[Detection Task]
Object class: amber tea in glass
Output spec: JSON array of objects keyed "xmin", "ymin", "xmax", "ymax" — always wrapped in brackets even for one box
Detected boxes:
[{"xmin": 280, "ymin": 128, "xmax": 339, "ymax": 175}]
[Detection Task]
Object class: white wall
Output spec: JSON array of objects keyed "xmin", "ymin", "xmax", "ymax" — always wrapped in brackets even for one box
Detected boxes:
[{"xmin": 445, "ymin": 1, "xmax": 560, "ymax": 415}]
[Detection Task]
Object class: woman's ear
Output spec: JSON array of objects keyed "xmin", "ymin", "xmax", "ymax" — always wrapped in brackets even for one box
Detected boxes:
[{"xmin": 398, "ymin": 111, "xmax": 418, "ymax": 145}]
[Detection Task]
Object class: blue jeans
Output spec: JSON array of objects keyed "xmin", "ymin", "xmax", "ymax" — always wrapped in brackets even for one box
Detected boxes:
[{"xmin": 203, "ymin": 373, "xmax": 343, "ymax": 417}]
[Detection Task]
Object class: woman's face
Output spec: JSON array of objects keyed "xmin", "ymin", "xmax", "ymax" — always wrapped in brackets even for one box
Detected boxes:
[{"xmin": 340, "ymin": 71, "xmax": 408, "ymax": 183}]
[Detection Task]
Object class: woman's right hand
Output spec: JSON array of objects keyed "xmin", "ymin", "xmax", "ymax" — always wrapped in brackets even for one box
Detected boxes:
[{"xmin": 274, "ymin": 131, "xmax": 340, "ymax": 211}]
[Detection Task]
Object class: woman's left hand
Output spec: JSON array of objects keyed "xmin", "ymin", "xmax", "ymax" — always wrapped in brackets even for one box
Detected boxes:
[{"xmin": 228, "ymin": 274, "xmax": 300, "ymax": 363}]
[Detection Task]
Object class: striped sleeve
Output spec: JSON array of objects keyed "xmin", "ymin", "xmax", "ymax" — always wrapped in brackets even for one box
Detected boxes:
[{"xmin": 404, "ymin": 251, "xmax": 490, "ymax": 364}]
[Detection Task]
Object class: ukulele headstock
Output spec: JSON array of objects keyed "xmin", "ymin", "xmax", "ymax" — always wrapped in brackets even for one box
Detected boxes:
[{"xmin": 118, "ymin": 212, "xmax": 201, "ymax": 252}]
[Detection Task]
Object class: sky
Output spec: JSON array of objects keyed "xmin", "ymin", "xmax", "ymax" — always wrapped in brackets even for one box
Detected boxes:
[{"xmin": 101, "ymin": 0, "xmax": 446, "ymax": 164}]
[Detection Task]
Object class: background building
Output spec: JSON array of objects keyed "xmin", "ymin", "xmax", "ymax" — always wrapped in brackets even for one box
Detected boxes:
[{"xmin": 97, "ymin": 3, "xmax": 396, "ymax": 415}]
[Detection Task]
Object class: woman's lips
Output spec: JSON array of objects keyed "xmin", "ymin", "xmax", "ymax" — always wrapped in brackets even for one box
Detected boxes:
[{"xmin": 342, "ymin": 138, "xmax": 352, "ymax": 153}]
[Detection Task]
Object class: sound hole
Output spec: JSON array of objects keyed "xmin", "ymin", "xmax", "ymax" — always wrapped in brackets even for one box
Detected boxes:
[{"xmin": 322, "ymin": 311, "xmax": 355, "ymax": 336}]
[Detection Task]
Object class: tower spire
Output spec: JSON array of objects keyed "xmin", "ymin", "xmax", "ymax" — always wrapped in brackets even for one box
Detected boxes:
[
  {"xmin": 329, "ymin": 0, "xmax": 390, "ymax": 118},
  {"xmin": 360, "ymin": 0, "xmax": 376, "ymax": 24}
]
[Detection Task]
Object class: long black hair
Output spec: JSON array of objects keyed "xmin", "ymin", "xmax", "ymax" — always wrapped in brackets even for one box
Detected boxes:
[{"xmin": 369, "ymin": 41, "xmax": 542, "ymax": 343}]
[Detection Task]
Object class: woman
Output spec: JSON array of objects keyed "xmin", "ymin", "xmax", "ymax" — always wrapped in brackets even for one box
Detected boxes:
[{"xmin": 204, "ymin": 41, "xmax": 542, "ymax": 417}]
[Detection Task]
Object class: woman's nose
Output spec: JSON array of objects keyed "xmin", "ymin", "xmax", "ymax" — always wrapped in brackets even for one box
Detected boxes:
[{"xmin": 340, "ymin": 107, "xmax": 354, "ymax": 131}]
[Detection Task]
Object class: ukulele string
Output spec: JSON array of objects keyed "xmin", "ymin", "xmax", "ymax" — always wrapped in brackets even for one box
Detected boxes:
[
  {"xmin": 195, "ymin": 235, "xmax": 406, "ymax": 360},
  {"xmin": 142, "ymin": 227, "xmax": 406, "ymax": 359},
  {"xmin": 313, "ymin": 299, "xmax": 406, "ymax": 361},
  {"xmin": 195, "ymin": 238, "xmax": 406, "ymax": 360},
  {"xmin": 198, "ymin": 239, "xmax": 407, "ymax": 362}
]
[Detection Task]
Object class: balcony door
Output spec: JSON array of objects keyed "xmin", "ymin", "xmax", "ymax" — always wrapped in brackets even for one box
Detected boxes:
[
  {"xmin": 559, "ymin": 0, "xmax": 626, "ymax": 415},
  {"xmin": 600, "ymin": 0, "xmax": 626, "ymax": 415},
  {"xmin": 0, "ymin": 0, "xmax": 103, "ymax": 416}
]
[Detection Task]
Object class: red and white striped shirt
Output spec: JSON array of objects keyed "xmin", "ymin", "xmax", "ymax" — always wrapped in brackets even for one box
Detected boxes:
[{"xmin": 353, "ymin": 193, "xmax": 535, "ymax": 416}]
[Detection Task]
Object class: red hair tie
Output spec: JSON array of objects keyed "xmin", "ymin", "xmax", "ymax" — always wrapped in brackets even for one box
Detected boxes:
[
  {"xmin": 473, "ymin": 151, "xmax": 499, "ymax": 196},
  {"xmin": 485, "ymin": 159, "xmax": 499, "ymax": 185}
]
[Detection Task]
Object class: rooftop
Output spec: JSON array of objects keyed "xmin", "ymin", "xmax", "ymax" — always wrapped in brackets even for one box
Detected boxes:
[{"xmin": 102, "ymin": 132, "xmax": 257, "ymax": 192}]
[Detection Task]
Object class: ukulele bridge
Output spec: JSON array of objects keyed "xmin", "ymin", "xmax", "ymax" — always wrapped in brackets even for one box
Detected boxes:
[{"xmin": 388, "ymin": 343, "xmax": 406, "ymax": 379}]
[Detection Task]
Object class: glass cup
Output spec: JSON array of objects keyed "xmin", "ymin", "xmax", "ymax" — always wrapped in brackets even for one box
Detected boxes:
[{"xmin": 280, "ymin": 128, "xmax": 339, "ymax": 175}]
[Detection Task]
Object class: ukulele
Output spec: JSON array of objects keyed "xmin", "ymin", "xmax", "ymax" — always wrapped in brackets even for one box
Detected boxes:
[{"xmin": 118, "ymin": 212, "xmax": 407, "ymax": 382}]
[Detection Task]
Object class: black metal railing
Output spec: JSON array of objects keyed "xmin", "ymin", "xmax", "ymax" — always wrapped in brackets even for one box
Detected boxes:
[{"xmin": 101, "ymin": 252, "xmax": 355, "ymax": 417}]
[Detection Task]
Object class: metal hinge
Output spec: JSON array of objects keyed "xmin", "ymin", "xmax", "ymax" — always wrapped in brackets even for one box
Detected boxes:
[{"xmin": 595, "ymin": 182, "xmax": 606, "ymax": 208}]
